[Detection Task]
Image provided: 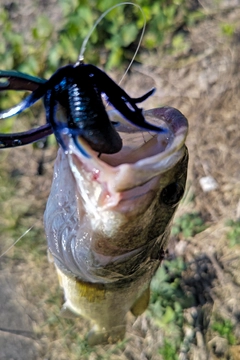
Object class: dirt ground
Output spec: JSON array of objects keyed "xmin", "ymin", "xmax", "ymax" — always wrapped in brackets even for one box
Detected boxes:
[{"xmin": 1, "ymin": 0, "xmax": 240, "ymax": 359}]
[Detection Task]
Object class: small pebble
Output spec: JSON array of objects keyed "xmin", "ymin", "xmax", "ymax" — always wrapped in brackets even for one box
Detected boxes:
[{"xmin": 199, "ymin": 176, "xmax": 218, "ymax": 192}]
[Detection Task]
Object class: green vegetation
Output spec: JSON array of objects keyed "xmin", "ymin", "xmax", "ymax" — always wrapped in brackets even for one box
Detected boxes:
[
  {"xmin": 212, "ymin": 318, "xmax": 236, "ymax": 345},
  {"xmin": 221, "ymin": 23, "xmax": 236, "ymax": 37},
  {"xmin": 1, "ymin": 0, "xmax": 204, "ymax": 77},
  {"xmin": 226, "ymin": 219, "xmax": 240, "ymax": 247},
  {"xmin": 159, "ymin": 339, "xmax": 179, "ymax": 360},
  {"xmin": 149, "ymin": 257, "xmax": 194, "ymax": 358},
  {"xmin": 171, "ymin": 212, "xmax": 207, "ymax": 238}
]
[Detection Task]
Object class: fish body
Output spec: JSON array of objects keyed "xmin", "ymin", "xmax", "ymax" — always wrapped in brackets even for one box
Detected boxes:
[{"xmin": 44, "ymin": 106, "xmax": 188, "ymax": 345}]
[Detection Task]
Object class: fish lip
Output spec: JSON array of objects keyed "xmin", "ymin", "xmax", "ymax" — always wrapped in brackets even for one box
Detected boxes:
[{"xmin": 66, "ymin": 106, "xmax": 188, "ymax": 209}]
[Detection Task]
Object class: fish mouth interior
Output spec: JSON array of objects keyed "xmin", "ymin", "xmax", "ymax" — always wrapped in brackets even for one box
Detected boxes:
[
  {"xmin": 100, "ymin": 114, "xmax": 172, "ymax": 166},
  {"xmin": 75, "ymin": 110, "xmax": 174, "ymax": 167},
  {"xmin": 68, "ymin": 107, "xmax": 188, "ymax": 196}
]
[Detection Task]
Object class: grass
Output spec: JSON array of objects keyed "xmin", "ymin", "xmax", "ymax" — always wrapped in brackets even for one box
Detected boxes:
[
  {"xmin": 159, "ymin": 340, "xmax": 179, "ymax": 360},
  {"xmin": 171, "ymin": 212, "xmax": 208, "ymax": 239},
  {"xmin": 226, "ymin": 219, "xmax": 240, "ymax": 247},
  {"xmin": 212, "ymin": 318, "xmax": 236, "ymax": 346},
  {"xmin": 148, "ymin": 257, "xmax": 194, "ymax": 358}
]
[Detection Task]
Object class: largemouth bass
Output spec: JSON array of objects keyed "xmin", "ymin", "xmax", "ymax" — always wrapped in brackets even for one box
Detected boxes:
[{"xmin": 44, "ymin": 106, "xmax": 188, "ymax": 345}]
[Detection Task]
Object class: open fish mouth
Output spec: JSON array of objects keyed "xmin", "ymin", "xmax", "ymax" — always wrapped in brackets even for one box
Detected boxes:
[
  {"xmin": 44, "ymin": 106, "xmax": 188, "ymax": 283},
  {"xmin": 67, "ymin": 106, "xmax": 188, "ymax": 208}
]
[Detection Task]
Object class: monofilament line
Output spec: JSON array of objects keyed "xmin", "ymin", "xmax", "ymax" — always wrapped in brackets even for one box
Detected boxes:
[
  {"xmin": 0, "ymin": 225, "xmax": 34, "ymax": 258},
  {"xmin": 77, "ymin": 2, "xmax": 146, "ymax": 85}
]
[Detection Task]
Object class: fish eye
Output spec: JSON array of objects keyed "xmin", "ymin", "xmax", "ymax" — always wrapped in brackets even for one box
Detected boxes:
[{"xmin": 160, "ymin": 182, "xmax": 185, "ymax": 207}]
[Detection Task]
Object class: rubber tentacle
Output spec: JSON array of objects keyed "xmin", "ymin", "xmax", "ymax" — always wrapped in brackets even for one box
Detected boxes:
[
  {"xmin": 0, "ymin": 73, "xmax": 54, "ymax": 148},
  {"xmin": 44, "ymin": 89, "xmax": 67, "ymax": 150},
  {"xmin": 0, "ymin": 70, "xmax": 45, "ymax": 91},
  {"xmin": 84, "ymin": 65, "xmax": 163, "ymax": 132},
  {"xmin": 0, "ymin": 80, "xmax": 52, "ymax": 120},
  {"xmin": 132, "ymin": 88, "xmax": 156, "ymax": 103},
  {"xmin": 73, "ymin": 136, "xmax": 91, "ymax": 158},
  {"xmin": 0, "ymin": 123, "xmax": 52, "ymax": 148}
]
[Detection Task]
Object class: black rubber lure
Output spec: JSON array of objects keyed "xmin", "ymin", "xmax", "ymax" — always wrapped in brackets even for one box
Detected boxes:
[{"xmin": 0, "ymin": 63, "xmax": 162, "ymax": 155}]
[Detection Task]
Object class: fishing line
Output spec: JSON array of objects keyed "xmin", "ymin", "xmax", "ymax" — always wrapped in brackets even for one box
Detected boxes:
[
  {"xmin": 0, "ymin": 225, "xmax": 34, "ymax": 258},
  {"xmin": 77, "ymin": 2, "xmax": 146, "ymax": 84}
]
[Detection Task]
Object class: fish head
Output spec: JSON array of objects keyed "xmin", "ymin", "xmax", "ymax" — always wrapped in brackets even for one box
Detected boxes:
[{"xmin": 44, "ymin": 106, "xmax": 188, "ymax": 283}]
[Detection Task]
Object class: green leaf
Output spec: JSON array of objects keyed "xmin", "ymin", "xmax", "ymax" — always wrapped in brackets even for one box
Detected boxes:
[
  {"xmin": 162, "ymin": 306, "xmax": 175, "ymax": 324},
  {"xmin": 120, "ymin": 24, "xmax": 138, "ymax": 47}
]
